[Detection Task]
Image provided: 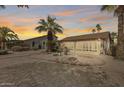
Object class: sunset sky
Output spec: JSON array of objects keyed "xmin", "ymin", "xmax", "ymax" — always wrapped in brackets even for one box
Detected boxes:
[{"xmin": 0, "ymin": 5, "xmax": 117, "ymax": 40}]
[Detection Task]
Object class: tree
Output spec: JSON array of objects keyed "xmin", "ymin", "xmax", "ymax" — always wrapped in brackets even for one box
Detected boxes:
[
  {"xmin": 111, "ymin": 32, "xmax": 117, "ymax": 45},
  {"xmin": 0, "ymin": 5, "xmax": 5, "ymax": 9},
  {"xmin": 92, "ymin": 29, "xmax": 96, "ymax": 33},
  {"xmin": 101, "ymin": 5, "xmax": 118, "ymax": 14},
  {"xmin": 0, "ymin": 5, "xmax": 27, "ymax": 49},
  {"xmin": 111, "ymin": 32, "xmax": 117, "ymax": 40},
  {"xmin": 0, "ymin": 5, "xmax": 29, "ymax": 10},
  {"xmin": 35, "ymin": 16, "xmax": 63, "ymax": 52},
  {"xmin": 96, "ymin": 24, "xmax": 102, "ymax": 32},
  {"xmin": 0, "ymin": 27, "xmax": 19, "ymax": 50}
]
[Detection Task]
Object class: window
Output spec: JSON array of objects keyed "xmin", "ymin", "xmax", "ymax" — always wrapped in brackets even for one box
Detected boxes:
[
  {"xmin": 94, "ymin": 42, "xmax": 97, "ymax": 52},
  {"xmin": 32, "ymin": 41, "xmax": 35, "ymax": 47},
  {"xmin": 43, "ymin": 41, "xmax": 46, "ymax": 49},
  {"xmin": 89, "ymin": 42, "xmax": 92, "ymax": 51},
  {"xmin": 86, "ymin": 43, "xmax": 88, "ymax": 51}
]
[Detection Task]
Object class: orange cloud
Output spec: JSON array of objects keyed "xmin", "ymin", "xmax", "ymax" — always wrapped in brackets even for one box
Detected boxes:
[
  {"xmin": 91, "ymin": 16, "xmax": 112, "ymax": 21},
  {"xmin": 0, "ymin": 16, "xmax": 14, "ymax": 27},
  {"xmin": 66, "ymin": 28, "xmax": 93, "ymax": 33},
  {"xmin": 53, "ymin": 9, "xmax": 82, "ymax": 16},
  {"xmin": 13, "ymin": 17, "xmax": 39, "ymax": 23},
  {"xmin": 80, "ymin": 15, "xmax": 112, "ymax": 22},
  {"xmin": 59, "ymin": 28, "xmax": 94, "ymax": 40}
]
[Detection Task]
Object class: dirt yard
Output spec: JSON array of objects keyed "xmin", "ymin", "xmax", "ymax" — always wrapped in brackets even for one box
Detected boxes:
[{"xmin": 0, "ymin": 50, "xmax": 124, "ymax": 87}]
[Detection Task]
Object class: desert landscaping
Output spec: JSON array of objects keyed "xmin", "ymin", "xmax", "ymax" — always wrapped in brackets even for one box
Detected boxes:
[
  {"xmin": 0, "ymin": 50, "xmax": 124, "ymax": 87},
  {"xmin": 0, "ymin": 5, "xmax": 124, "ymax": 87}
]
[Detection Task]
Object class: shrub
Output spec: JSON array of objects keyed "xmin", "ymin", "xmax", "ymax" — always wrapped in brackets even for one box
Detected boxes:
[
  {"xmin": 32, "ymin": 47, "xmax": 39, "ymax": 51},
  {"xmin": 11, "ymin": 46, "xmax": 30, "ymax": 52},
  {"xmin": 0, "ymin": 50, "xmax": 8, "ymax": 55}
]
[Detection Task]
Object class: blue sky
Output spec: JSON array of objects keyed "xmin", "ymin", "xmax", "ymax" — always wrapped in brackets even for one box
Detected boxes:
[{"xmin": 0, "ymin": 5, "xmax": 117, "ymax": 40}]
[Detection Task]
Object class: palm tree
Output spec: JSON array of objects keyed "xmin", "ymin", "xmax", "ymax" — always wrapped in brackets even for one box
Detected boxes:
[
  {"xmin": 0, "ymin": 5, "xmax": 5, "ymax": 9},
  {"xmin": 101, "ymin": 5, "xmax": 124, "ymax": 58},
  {"xmin": 92, "ymin": 29, "xmax": 96, "ymax": 33},
  {"xmin": 0, "ymin": 5, "xmax": 29, "ymax": 9},
  {"xmin": 35, "ymin": 16, "xmax": 63, "ymax": 52},
  {"xmin": 101, "ymin": 5, "xmax": 118, "ymax": 15},
  {"xmin": 96, "ymin": 24, "xmax": 102, "ymax": 32},
  {"xmin": 0, "ymin": 27, "xmax": 19, "ymax": 50},
  {"xmin": 111, "ymin": 32, "xmax": 117, "ymax": 40}
]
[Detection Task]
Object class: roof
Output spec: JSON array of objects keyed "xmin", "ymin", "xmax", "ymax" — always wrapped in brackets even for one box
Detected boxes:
[
  {"xmin": 24, "ymin": 35, "xmax": 58, "ymax": 41},
  {"xmin": 61, "ymin": 32, "xmax": 111, "ymax": 42}
]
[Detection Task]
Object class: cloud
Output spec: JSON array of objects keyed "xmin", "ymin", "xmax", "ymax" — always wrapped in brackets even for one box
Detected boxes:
[
  {"xmin": 53, "ymin": 9, "xmax": 82, "ymax": 17},
  {"xmin": 14, "ymin": 18, "xmax": 37, "ymax": 23},
  {"xmin": 79, "ymin": 14, "xmax": 112, "ymax": 23},
  {"xmin": 58, "ymin": 28, "xmax": 94, "ymax": 40},
  {"xmin": 66, "ymin": 28, "xmax": 93, "ymax": 33},
  {"xmin": 0, "ymin": 16, "xmax": 14, "ymax": 27},
  {"xmin": 91, "ymin": 16, "xmax": 112, "ymax": 22},
  {"xmin": 12, "ymin": 17, "xmax": 40, "ymax": 24}
]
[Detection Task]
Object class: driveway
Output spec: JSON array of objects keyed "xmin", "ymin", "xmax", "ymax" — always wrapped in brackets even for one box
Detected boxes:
[{"xmin": 0, "ymin": 50, "xmax": 124, "ymax": 87}]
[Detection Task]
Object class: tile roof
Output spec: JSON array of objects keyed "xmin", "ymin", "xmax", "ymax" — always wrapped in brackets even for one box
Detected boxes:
[{"xmin": 61, "ymin": 32, "xmax": 111, "ymax": 42}]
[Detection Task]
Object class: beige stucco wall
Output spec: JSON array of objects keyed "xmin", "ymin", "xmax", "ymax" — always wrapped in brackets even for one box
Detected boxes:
[{"xmin": 61, "ymin": 39, "xmax": 110, "ymax": 55}]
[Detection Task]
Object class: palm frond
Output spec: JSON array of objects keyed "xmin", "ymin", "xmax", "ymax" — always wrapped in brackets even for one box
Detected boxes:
[
  {"xmin": 101, "ymin": 5, "xmax": 119, "ymax": 16},
  {"xmin": 0, "ymin": 5, "xmax": 5, "ymax": 9},
  {"xmin": 0, "ymin": 26, "xmax": 19, "ymax": 41},
  {"xmin": 35, "ymin": 15, "xmax": 63, "ymax": 35},
  {"xmin": 35, "ymin": 26, "xmax": 47, "ymax": 33},
  {"xmin": 17, "ymin": 5, "xmax": 29, "ymax": 8}
]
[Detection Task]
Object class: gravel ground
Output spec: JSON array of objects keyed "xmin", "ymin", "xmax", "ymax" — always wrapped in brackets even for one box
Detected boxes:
[{"xmin": 0, "ymin": 50, "xmax": 124, "ymax": 87}]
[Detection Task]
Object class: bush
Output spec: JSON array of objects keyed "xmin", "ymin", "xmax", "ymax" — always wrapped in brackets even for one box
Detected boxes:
[
  {"xmin": 32, "ymin": 47, "xmax": 39, "ymax": 51},
  {"xmin": 22, "ymin": 47, "xmax": 30, "ymax": 51},
  {"xmin": 11, "ymin": 46, "xmax": 30, "ymax": 52},
  {"xmin": 0, "ymin": 50, "xmax": 8, "ymax": 55}
]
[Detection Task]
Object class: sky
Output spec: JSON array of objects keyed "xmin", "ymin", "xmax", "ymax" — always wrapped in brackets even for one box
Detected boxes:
[{"xmin": 0, "ymin": 5, "xmax": 117, "ymax": 40}]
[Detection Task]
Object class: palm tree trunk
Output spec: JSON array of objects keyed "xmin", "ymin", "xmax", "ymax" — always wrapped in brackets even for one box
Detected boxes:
[
  {"xmin": 4, "ymin": 42, "xmax": 7, "ymax": 50},
  {"xmin": 1, "ymin": 42, "xmax": 4, "ymax": 50},
  {"xmin": 47, "ymin": 31, "xmax": 54, "ymax": 52},
  {"xmin": 47, "ymin": 40, "xmax": 52, "ymax": 52}
]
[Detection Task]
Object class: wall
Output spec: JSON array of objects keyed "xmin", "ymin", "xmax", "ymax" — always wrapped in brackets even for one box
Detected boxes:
[
  {"xmin": 61, "ymin": 40, "xmax": 102, "ymax": 55},
  {"xmin": 24, "ymin": 36, "xmax": 57, "ymax": 50},
  {"xmin": 61, "ymin": 38, "xmax": 111, "ymax": 55}
]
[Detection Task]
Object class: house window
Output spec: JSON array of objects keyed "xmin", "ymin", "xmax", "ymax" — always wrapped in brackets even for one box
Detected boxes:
[
  {"xmin": 94, "ymin": 42, "xmax": 97, "ymax": 52},
  {"xmin": 85, "ymin": 43, "xmax": 88, "ymax": 51},
  {"xmin": 83, "ymin": 43, "xmax": 85, "ymax": 51},
  {"xmin": 89, "ymin": 42, "xmax": 92, "ymax": 51},
  {"xmin": 87, "ymin": 42, "xmax": 89, "ymax": 51},
  {"xmin": 43, "ymin": 41, "xmax": 46, "ymax": 49},
  {"xmin": 38, "ymin": 44, "xmax": 41, "ymax": 49},
  {"xmin": 32, "ymin": 41, "xmax": 35, "ymax": 47}
]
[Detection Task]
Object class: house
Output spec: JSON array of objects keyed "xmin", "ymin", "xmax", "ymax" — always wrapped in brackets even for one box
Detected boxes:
[
  {"xmin": 115, "ymin": 6, "xmax": 124, "ymax": 59},
  {"xmin": 60, "ymin": 32, "xmax": 111, "ymax": 55},
  {"xmin": 23, "ymin": 35, "xmax": 58, "ymax": 49},
  {"xmin": 6, "ymin": 40, "xmax": 24, "ymax": 49}
]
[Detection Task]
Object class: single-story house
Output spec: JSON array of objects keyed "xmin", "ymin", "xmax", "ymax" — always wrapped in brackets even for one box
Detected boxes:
[
  {"xmin": 60, "ymin": 32, "xmax": 111, "ymax": 55},
  {"xmin": 23, "ymin": 35, "xmax": 58, "ymax": 49}
]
